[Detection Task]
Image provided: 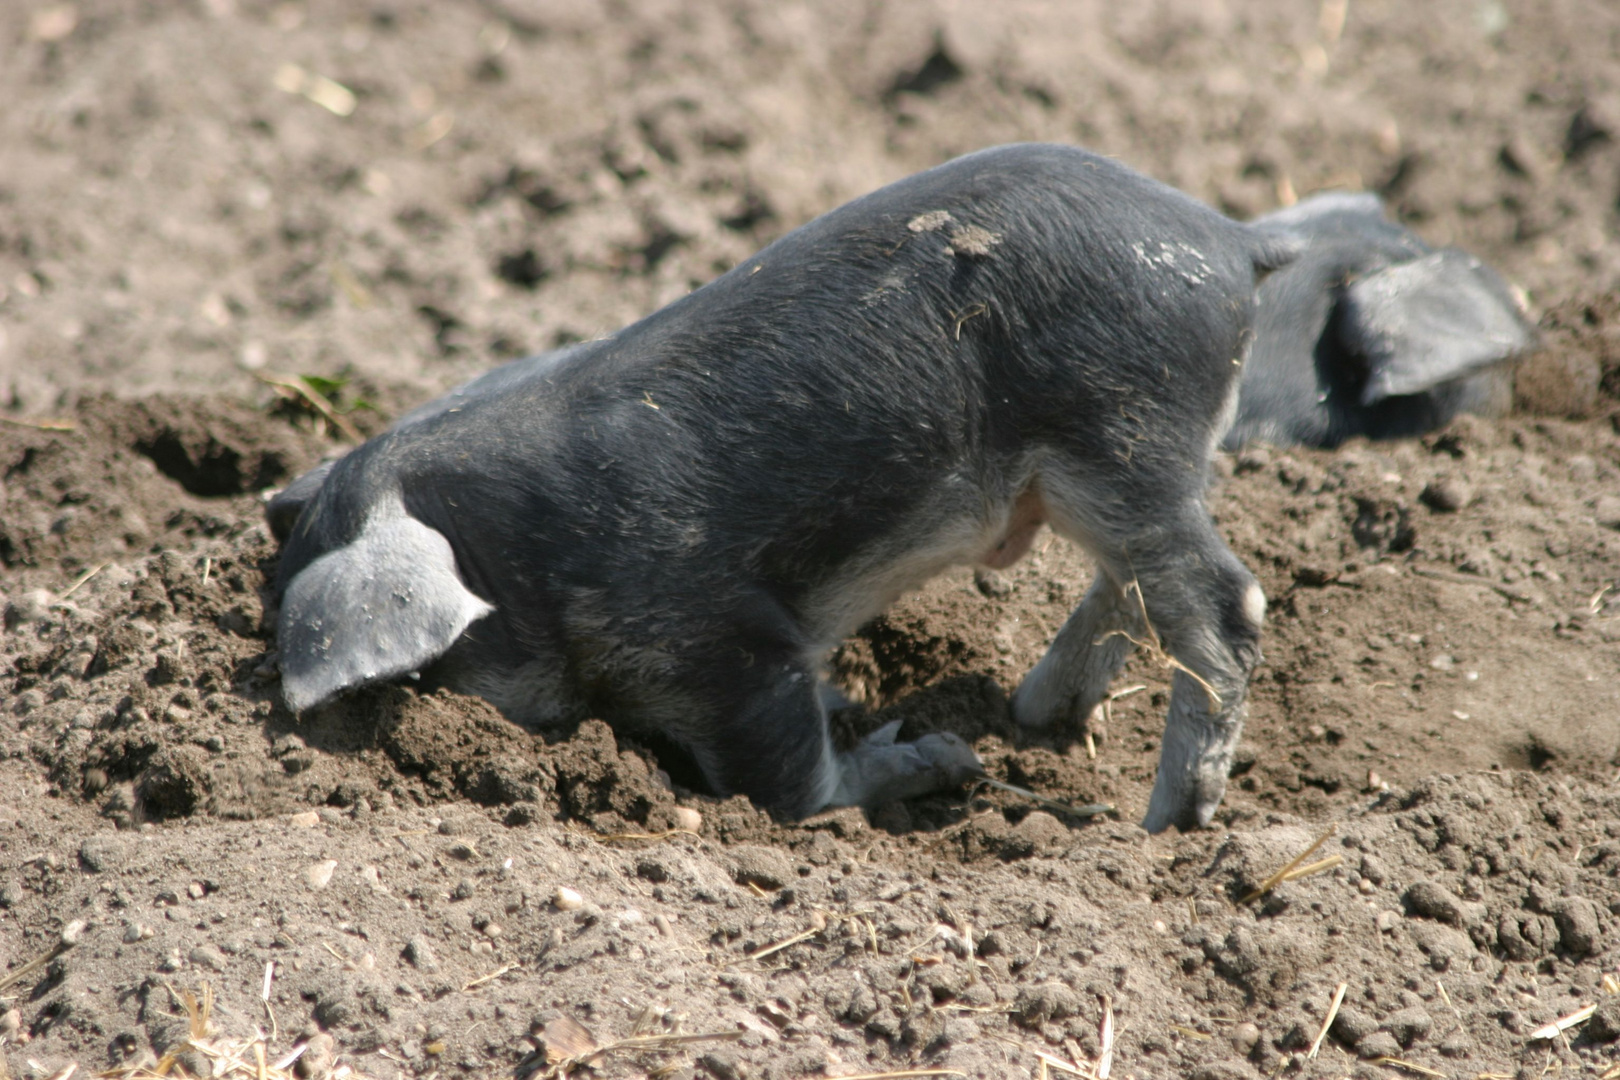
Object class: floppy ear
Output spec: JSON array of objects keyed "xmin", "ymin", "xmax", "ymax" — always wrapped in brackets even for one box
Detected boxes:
[
  {"xmin": 277, "ymin": 510, "xmax": 494, "ymax": 712},
  {"xmin": 1340, "ymin": 250, "xmax": 1535, "ymax": 405}
]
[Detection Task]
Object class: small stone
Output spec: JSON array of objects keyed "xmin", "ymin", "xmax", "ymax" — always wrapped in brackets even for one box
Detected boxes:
[
  {"xmin": 60, "ymin": 919, "xmax": 88, "ymax": 945},
  {"xmin": 288, "ymin": 810, "xmax": 320, "ymax": 828},
  {"xmin": 5, "ymin": 588, "xmax": 55, "ymax": 626},
  {"xmin": 482, "ymin": 923, "xmax": 503, "ymax": 938},
  {"xmin": 1438, "ymin": 1030, "xmax": 1472, "ymax": 1057},
  {"xmin": 1594, "ymin": 494, "xmax": 1620, "ymax": 531},
  {"xmin": 123, "ymin": 922, "xmax": 145, "ymax": 944},
  {"xmin": 1190, "ymin": 1065, "xmax": 1253, "ymax": 1080},
  {"xmin": 1382, "ymin": 1006, "xmax": 1433, "ymax": 1048},
  {"xmin": 296, "ymin": 1032, "xmax": 335, "ymax": 1078},
  {"xmin": 672, "ymin": 807, "xmax": 703, "ymax": 833},
  {"xmin": 402, "ymin": 936, "xmax": 439, "ymax": 973},
  {"xmin": 554, "ymin": 886, "xmax": 583, "ymax": 911},
  {"xmin": 1420, "ymin": 477, "xmax": 1470, "ymax": 513},
  {"xmin": 1376, "ymin": 910, "xmax": 1400, "ymax": 933},
  {"xmin": 1553, "ymin": 896, "xmax": 1601, "ymax": 954},
  {"xmin": 189, "ymin": 944, "xmax": 229, "ymax": 972},
  {"xmin": 729, "ymin": 845, "xmax": 793, "ymax": 890},
  {"xmin": 1356, "ymin": 1030, "xmax": 1401, "ymax": 1059},
  {"xmin": 187, "ymin": 881, "xmax": 206, "ymax": 900},
  {"xmin": 1404, "ymin": 880, "xmax": 1478, "ymax": 926},
  {"xmin": 1230, "ymin": 1020, "xmax": 1261, "ymax": 1054},
  {"xmin": 1013, "ymin": 982, "xmax": 1082, "ymax": 1028},
  {"xmin": 0, "ymin": 1009, "xmax": 18, "ymax": 1037},
  {"xmin": 697, "ymin": 1050, "xmax": 745, "ymax": 1079},
  {"xmin": 1331, "ymin": 1004, "xmax": 1377, "ymax": 1048},
  {"xmin": 1586, "ymin": 996, "xmax": 1620, "ymax": 1042},
  {"xmin": 453, "ymin": 877, "xmax": 476, "ymax": 900},
  {"xmin": 79, "ymin": 834, "xmax": 130, "ymax": 873},
  {"xmin": 304, "ymin": 860, "xmax": 338, "ymax": 890}
]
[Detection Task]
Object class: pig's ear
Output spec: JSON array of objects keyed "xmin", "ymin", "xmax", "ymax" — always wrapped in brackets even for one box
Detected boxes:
[
  {"xmin": 277, "ymin": 509, "xmax": 493, "ymax": 712},
  {"xmin": 1340, "ymin": 249, "xmax": 1536, "ymax": 405}
]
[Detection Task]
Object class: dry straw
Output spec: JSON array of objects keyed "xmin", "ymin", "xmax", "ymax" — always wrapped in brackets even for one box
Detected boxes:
[{"xmin": 1240, "ymin": 824, "xmax": 1341, "ymax": 903}]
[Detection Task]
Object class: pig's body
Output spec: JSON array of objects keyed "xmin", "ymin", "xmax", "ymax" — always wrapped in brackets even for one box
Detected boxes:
[{"xmin": 270, "ymin": 143, "xmax": 1295, "ymax": 831}]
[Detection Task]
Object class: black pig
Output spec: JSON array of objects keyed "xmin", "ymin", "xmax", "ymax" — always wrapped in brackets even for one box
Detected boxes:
[{"xmin": 269, "ymin": 144, "xmax": 1299, "ymax": 832}]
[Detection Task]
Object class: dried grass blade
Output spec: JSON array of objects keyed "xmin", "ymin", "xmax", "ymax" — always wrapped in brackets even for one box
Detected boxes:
[
  {"xmin": 747, "ymin": 928, "xmax": 819, "ymax": 961},
  {"xmin": 1528, "ymin": 1003, "xmax": 1596, "ymax": 1039},
  {"xmin": 1241, "ymin": 825, "xmax": 1338, "ymax": 903},
  {"xmin": 1280, "ymin": 853, "xmax": 1344, "ymax": 884},
  {"xmin": 827, "ymin": 1071, "xmax": 968, "ymax": 1080},
  {"xmin": 1096, "ymin": 996, "xmax": 1114, "ymax": 1080},
  {"xmin": 1309, "ymin": 982, "xmax": 1348, "ymax": 1059},
  {"xmin": 1030, "ymin": 1051, "xmax": 1093, "ymax": 1078},
  {"xmin": 1369, "ymin": 1058, "xmax": 1446, "ymax": 1077},
  {"xmin": 460, "ymin": 962, "xmax": 520, "ymax": 992},
  {"xmin": 0, "ymin": 415, "xmax": 75, "ymax": 432}
]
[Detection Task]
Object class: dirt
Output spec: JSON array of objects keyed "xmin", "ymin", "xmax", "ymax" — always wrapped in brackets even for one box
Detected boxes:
[{"xmin": 2, "ymin": 1, "xmax": 1619, "ymax": 1078}]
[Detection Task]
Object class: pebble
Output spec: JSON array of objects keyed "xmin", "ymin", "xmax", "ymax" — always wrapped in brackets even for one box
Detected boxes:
[
  {"xmin": 1421, "ymin": 477, "xmax": 1470, "ymax": 513},
  {"xmin": 188, "ymin": 944, "xmax": 229, "ymax": 972},
  {"xmin": 0, "ymin": 1010, "xmax": 17, "ymax": 1038},
  {"xmin": 672, "ymin": 807, "xmax": 703, "ymax": 833},
  {"xmin": 288, "ymin": 810, "xmax": 320, "ymax": 828},
  {"xmin": 402, "ymin": 936, "xmax": 439, "ymax": 973},
  {"xmin": 60, "ymin": 919, "xmax": 88, "ymax": 945},
  {"xmin": 79, "ymin": 834, "xmax": 130, "ymax": 873},
  {"xmin": 295, "ymin": 1032, "xmax": 334, "ymax": 1079},
  {"xmin": 1230, "ymin": 1021, "xmax": 1260, "ymax": 1054},
  {"xmin": 187, "ymin": 881, "xmax": 206, "ymax": 900},
  {"xmin": 304, "ymin": 860, "xmax": 338, "ymax": 891},
  {"xmin": 554, "ymin": 886, "xmax": 583, "ymax": 911},
  {"xmin": 5, "ymin": 588, "xmax": 55, "ymax": 625},
  {"xmin": 1594, "ymin": 493, "xmax": 1620, "ymax": 531}
]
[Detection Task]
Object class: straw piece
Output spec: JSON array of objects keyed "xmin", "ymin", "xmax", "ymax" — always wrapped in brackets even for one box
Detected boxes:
[
  {"xmin": 1241, "ymin": 825, "xmax": 1338, "ymax": 903},
  {"xmin": 747, "ymin": 927, "xmax": 820, "ymax": 962},
  {"xmin": 1309, "ymin": 983, "xmax": 1348, "ymax": 1059},
  {"xmin": 0, "ymin": 415, "xmax": 75, "ymax": 432},
  {"xmin": 1368, "ymin": 1058, "xmax": 1446, "ymax": 1078},
  {"xmin": 59, "ymin": 561, "xmax": 108, "ymax": 599},
  {"xmin": 1096, "ymin": 997, "xmax": 1114, "ymax": 1080},
  {"xmin": 1528, "ymin": 1003, "xmax": 1596, "ymax": 1039},
  {"xmin": 828, "ymin": 1071, "xmax": 967, "ymax": 1080},
  {"xmin": 461, "ymin": 962, "xmax": 520, "ymax": 992}
]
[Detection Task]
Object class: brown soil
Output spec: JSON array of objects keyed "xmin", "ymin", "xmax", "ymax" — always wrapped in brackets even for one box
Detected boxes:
[{"xmin": 2, "ymin": 2, "xmax": 1619, "ymax": 1079}]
